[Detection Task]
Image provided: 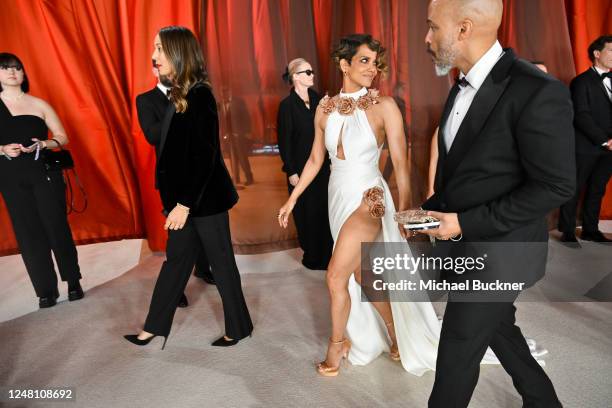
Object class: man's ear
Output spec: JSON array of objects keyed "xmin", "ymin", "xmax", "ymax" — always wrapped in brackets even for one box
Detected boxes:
[
  {"xmin": 593, "ymin": 50, "xmax": 601, "ymax": 61},
  {"xmin": 458, "ymin": 19, "xmax": 473, "ymax": 41}
]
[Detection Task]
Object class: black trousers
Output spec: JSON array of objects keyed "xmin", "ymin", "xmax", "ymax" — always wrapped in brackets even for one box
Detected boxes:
[
  {"xmin": 559, "ymin": 153, "xmax": 612, "ymax": 233},
  {"xmin": 429, "ymin": 300, "xmax": 561, "ymax": 408},
  {"xmin": 193, "ymin": 242, "xmax": 212, "ymax": 278},
  {"xmin": 0, "ymin": 171, "xmax": 80, "ymax": 297},
  {"xmin": 144, "ymin": 211, "xmax": 252, "ymax": 338},
  {"xmin": 288, "ymin": 173, "xmax": 333, "ymax": 269}
]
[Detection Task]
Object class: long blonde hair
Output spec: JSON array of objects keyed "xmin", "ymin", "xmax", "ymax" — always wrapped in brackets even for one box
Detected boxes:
[{"xmin": 159, "ymin": 26, "xmax": 211, "ymax": 113}]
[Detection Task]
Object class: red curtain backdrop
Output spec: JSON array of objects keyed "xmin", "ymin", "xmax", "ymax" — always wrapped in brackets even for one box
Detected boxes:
[
  {"xmin": 0, "ymin": 0, "xmax": 610, "ymax": 254},
  {"xmin": 0, "ymin": 0, "xmax": 198, "ymax": 255}
]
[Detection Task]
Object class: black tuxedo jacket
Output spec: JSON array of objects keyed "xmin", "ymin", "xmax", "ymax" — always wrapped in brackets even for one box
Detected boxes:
[
  {"xmin": 157, "ymin": 83, "xmax": 238, "ymax": 217},
  {"xmin": 570, "ymin": 68, "xmax": 612, "ymax": 155},
  {"xmin": 136, "ymin": 86, "xmax": 168, "ymax": 188},
  {"xmin": 423, "ymin": 49, "xmax": 576, "ymax": 288}
]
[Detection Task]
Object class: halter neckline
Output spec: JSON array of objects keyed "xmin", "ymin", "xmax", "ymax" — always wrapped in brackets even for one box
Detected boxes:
[{"xmin": 339, "ymin": 87, "xmax": 368, "ymax": 99}]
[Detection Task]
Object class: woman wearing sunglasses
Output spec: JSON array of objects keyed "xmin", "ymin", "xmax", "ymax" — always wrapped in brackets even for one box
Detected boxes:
[
  {"xmin": 0, "ymin": 53, "xmax": 83, "ymax": 308},
  {"xmin": 277, "ymin": 58, "xmax": 333, "ymax": 270}
]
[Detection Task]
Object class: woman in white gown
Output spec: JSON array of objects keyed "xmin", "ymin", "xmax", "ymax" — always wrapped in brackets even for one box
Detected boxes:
[{"xmin": 278, "ymin": 34, "xmax": 440, "ymax": 376}]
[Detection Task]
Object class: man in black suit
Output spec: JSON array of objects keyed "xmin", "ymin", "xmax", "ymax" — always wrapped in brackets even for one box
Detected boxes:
[
  {"xmin": 559, "ymin": 35, "xmax": 612, "ymax": 243},
  {"xmin": 421, "ymin": 0, "xmax": 575, "ymax": 406},
  {"xmin": 135, "ymin": 63, "xmax": 216, "ymax": 309}
]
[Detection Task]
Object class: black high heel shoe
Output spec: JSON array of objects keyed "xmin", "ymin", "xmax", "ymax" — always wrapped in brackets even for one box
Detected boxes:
[
  {"xmin": 123, "ymin": 334, "xmax": 168, "ymax": 350},
  {"xmin": 211, "ymin": 334, "xmax": 251, "ymax": 347}
]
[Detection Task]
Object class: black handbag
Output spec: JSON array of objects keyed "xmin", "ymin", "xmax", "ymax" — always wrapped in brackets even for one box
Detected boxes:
[
  {"xmin": 43, "ymin": 139, "xmax": 87, "ymax": 213},
  {"xmin": 43, "ymin": 143, "xmax": 74, "ymax": 171}
]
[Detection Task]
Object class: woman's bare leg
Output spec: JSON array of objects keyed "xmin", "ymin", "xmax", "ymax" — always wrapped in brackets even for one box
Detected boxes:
[{"xmin": 323, "ymin": 201, "xmax": 382, "ymax": 368}]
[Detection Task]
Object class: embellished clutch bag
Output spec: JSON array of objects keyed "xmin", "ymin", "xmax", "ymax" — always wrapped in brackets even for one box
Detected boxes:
[{"xmin": 394, "ymin": 209, "xmax": 440, "ymax": 230}]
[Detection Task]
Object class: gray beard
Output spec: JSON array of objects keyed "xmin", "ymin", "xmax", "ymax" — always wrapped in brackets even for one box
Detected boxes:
[{"xmin": 434, "ymin": 63, "xmax": 453, "ymax": 76}]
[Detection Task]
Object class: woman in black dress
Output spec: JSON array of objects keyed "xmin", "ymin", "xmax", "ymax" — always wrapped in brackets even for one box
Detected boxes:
[
  {"xmin": 277, "ymin": 58, "xmax": 333, "ymax": 270},
  {"xmin": 0, "ymin": 53, "xmax": 82, "ymax": 308},
  {"xmin": 124, "ymin": 26, "xmax": 252, "ymax": 349}
]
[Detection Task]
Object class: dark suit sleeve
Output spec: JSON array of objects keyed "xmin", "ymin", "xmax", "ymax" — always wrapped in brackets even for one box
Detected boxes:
[
  {"xmin": 458, "ymin": 81, "xmax": 576, "ymax": 239},
  {"xmin": 277, "ymin": 101, "xmax": 296, "ymax": 175},
  {"xmin": 136, "ymin": 94, "xmax": 162, "ymax": 146},
  {"xmin": 571, "ymin": 76, "xmax": 609, "ymax": 146},
  {"xmin": 177, "ymin": 87, "xmax": 220, "ymax": 209}
]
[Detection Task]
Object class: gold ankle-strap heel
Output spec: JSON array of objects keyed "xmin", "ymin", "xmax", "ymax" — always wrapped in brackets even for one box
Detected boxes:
[
  {"xmin": 316, "ymin": 338, "xmax": 352, "ymax": 377},
  {"xmin": 385, "ymin": 321, "xmax": 401, "ymax": 362}
]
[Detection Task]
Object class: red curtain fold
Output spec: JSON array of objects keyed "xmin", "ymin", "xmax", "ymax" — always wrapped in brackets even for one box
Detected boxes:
[
  {"xmin": 0, "ymin": 0, "xmax": 199, "ymax": 255},
  {"xmin": 0, "ymin": 0, "xmax": 144, "ymax": 255},
  {"xmin": 1, "ymin": 0, "xmax": 610, "ymax": 255}
]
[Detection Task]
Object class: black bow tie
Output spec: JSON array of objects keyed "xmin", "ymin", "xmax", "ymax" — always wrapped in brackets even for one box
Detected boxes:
[
  {"xmin": 601, "ymin": 72, "xmax": 612, "ymax": 80},
  {"xmin": 456, "ymin": 76, "xmax": 470, "ymax": 88},
  {"xmin": 166, "ymin": 88, "xmax": 171, "ymax": 97}
]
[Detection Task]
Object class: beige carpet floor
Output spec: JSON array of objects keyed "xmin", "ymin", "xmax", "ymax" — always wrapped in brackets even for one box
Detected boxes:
[{"xmin": 1, "ymin": 235, "xmax": 611, "ymax": 408}]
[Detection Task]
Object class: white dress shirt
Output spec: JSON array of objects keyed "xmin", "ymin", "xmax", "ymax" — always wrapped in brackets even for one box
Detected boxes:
[
  {"xmin": 593, "ymin": 66, "xmax": 612, "ymax": 101},
  {"xmin": 444, "ymin": 41, "xmax": 504, "ymax": 152},
  {"xmin": 156, "ymin": 82, "xmax": 170, "ymax": 98}
]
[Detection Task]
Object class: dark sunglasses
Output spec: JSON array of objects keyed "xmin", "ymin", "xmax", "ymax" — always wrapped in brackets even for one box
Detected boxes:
[
  {"xmin": 0, "ymin": 64, "xmax": 23, "ymax": 71},
  {"xmin": 295, "ymin": 69, "xmax": 314, "ymax": 76}
]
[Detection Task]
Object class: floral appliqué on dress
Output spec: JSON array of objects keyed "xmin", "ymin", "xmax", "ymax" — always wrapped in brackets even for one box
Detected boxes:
[
  {"xmin": 363, "ymin": 186, "xmax": 385, "ymax": 218},
  {"xmin": 319, "ymin": 89, "xmax": 380, "ymax": 115}
]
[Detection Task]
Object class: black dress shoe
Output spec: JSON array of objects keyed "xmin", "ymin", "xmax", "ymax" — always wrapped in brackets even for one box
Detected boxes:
[
  {"xmin": 560, "ymin": 233, "xmax": 581, "ymax": 248},
  {"xmin": 581, "ymin": 230, "xmax": 612, "ymax": 243},
  {"xmin": 68, "ymin": 281, "xmax": 84, "ymax": 301},
  {"xmin": 124, "ymin": 334, "xmax": 168, "ymax": 350},
  {"xmin": 39, "ymin": 288, "xmax": 60, "ymax": 309},
  {"xmin": 178, "ymin": 293, "xmax": 189, "ymax": 308},
  {"xmin": 560, "ymin": 233, "xmax": 578, "ymax": 242},
  {"xmin": 211, "ymin": 334, "xmax": 250, "ymax": 347},
  {"xmin": 194, "ymin": 268, "xmax": 216, "ymax": 284},
  {"xmin": 302, "ymin": 259, "xmax": 328, "ymax": 270}
]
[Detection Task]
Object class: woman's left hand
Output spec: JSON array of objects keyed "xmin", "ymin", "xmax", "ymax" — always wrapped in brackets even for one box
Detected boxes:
[
  {"xmin": 164, "ymin": 205, "xmax": 189, "ymax": 230},
  {"xmin": 20, "ymin": 138, "xmax": 45, "ymax": 153}
]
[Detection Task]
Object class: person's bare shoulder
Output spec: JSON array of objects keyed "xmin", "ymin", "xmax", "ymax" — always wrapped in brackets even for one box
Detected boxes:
[{"xmin": 23, "ymin": 94, "xmax": 51, "ymax": 118}]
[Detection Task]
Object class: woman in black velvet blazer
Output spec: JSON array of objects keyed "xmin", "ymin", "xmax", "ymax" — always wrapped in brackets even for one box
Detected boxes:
[
  {"xmin": 125, "ymin": 26, "xmax": 252, "ymax": 349},
  {"xmin": 157, "ymin": 82, "xmax": 238, "ymax": 217}
]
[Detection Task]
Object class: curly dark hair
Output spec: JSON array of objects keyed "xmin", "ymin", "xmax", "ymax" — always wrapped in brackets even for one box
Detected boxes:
[{"xmin": 331, "ymin": 34, "xmax": 388, "ymax": 75}]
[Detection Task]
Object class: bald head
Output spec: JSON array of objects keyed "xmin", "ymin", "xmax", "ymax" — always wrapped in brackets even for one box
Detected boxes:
[
  {"xmin": 426, "ymin": 0, "xmax": 503, "ymax": 75},
  {"xmin": 431, "ymin": 0, "xmax": 503, "ymax": 32},
  {"xmin": 455, "ymin": 0, "xmax": 503, "ymax": 31}
]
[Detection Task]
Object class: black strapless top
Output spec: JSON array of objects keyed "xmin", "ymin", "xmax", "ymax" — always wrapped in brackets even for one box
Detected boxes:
[{"xmin": 0, "ymin": 99, "xmax": 49, "ymax": 181}]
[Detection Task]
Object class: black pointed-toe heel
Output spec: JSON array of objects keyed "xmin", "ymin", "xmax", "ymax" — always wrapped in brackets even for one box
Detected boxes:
[
  {"xmin": 68, "ymin": 281, "xmax": 84, "ymax": 301},
  {"xmin": 123, "ymin": 334, "xmax": 168, "ymax": 350},
  {"xmin": 178, "ymin": 293, "xmax": 189, "ymax": 308},
  {"xmin": 211, "ymin": 334, "xmax": 251, "ymax": 347}
]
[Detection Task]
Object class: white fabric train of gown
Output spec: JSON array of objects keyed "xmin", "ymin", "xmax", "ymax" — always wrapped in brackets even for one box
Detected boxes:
[{"xmin": 323, "ymin": 87, "xmax": 545, "ymax": 376}]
